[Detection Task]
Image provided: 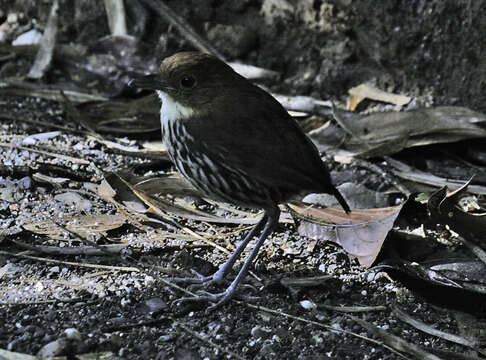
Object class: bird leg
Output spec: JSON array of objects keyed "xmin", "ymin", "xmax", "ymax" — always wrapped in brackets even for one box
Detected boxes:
[
  {"xmin": 175, "ymin": 207, "xmax": 280, "ymax": 311},
  {"xmin": 172, "ymin": 214, "xmax": 267, "ymax": 287}
]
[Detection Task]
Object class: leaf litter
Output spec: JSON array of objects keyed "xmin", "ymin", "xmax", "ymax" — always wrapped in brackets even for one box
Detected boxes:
[{"xmin": 1, "ymin": 2, "xmax": 486, "ymax": 359}]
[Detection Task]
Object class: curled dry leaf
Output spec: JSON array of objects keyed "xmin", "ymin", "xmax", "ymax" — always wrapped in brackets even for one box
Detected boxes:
[
  {"xmin": 23, "ymin": 214, "xmax": 126, "ymax": 240},
  {"xmin": 392, "ymin": 306, "xmax": 482, "ymax": 351},
  {"xmin": 105, "ymin": 171, "xmax": 260, "ymax": 225},
  {"xmin": 349, "ymin": 315, "xmax": 443, "ymax": 360},
  {"xmin": 376, "ymin": 259, "xmax": 486, "ymax": 313},
  {"xmin": 287, "ymin": 201, "xmax": 405, "ymax": 267},
  {"xmin": 134, "ymin": 173, "xmax": 201, "ymax": 198},
  {"xmin": 97, "ymin": 178, "xmax": 117, "ymax": 200},
  {"xmin": 311, "ymin": 106, "xmax": 486, "ymax": 157},
  {"xmin": 374, "ymin": 178, "xmax": 486, "ymax": 309},
  {"xmin": 100, "ymin": 172, "xmax": 150, "ymax": 213},
  {"xmin": 427, "ymin": 178, "xmax": 486, "ymax": 239},
  {"xmin": 387, "ymin": 157, "xmax": 486, "ymax": 196}
]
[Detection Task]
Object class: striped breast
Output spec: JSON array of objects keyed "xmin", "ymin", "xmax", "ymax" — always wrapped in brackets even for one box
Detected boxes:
[{"xmin": 158, "ymin": 91, "xmax": 276, "ymax": 208}]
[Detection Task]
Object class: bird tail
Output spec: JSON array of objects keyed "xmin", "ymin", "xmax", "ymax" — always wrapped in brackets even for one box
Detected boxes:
[{"xmin": 332, "ymin": 186, "xmax": 351, "ymax": 214}]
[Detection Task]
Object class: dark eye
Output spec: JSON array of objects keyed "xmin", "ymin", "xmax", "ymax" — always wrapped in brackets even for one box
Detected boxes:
[{"xmin": 180, "ymin": 75, "xmax": 196, "ymax": 89}]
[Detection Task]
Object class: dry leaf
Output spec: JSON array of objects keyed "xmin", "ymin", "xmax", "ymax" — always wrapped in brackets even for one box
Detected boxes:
[
  {"xmin": 427, "ymin": 178, "xmax": 486, "ymax": 237},
  {"xmin": 288, "ymin": 202, "xmax": 405, "ymax": 267},
  {"xmin": 388, "ymin": 158, "xmax": 486, "ymax": 195},
  {"xmin": 23, "ymin": 214, "xmax": 126, "ymax": 240},
  {"xmin": 97, "ymin": 179, "xmax": 117, "ymax": 200},
  {"xmin": 347, "ymin": 83, "xmax": 411, "ymax": 110},
  {"xmin": 310, "ymin": 106, "xmax": 486, "ymax": 157}
]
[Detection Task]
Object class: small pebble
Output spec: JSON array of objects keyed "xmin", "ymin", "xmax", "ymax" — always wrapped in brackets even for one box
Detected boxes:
[
  {"xmin": 251, "ymin": 325, "xmax": 271, "ymax": 339},
  {"xmin": 64, "ymin": 328, "xmax": 82, "ymax": 341},
  {"xmin": 300, "ymin": 300, "xmax": 316, "ymax": 310},
  {"xmin": 139, "ymin": 297, "xmax": 167, "ymax": 314}
]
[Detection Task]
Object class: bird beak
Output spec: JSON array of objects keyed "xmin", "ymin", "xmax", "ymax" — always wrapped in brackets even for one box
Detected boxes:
[{"xmin": 128, "ymin": 74, "xmax": 175, "ymax": 91}]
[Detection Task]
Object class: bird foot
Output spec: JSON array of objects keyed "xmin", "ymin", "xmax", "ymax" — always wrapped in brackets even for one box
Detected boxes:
[
  {"xmin": 175, "ymin": 289, "xmax": 236, "ymax": 312},
  {"xmin": 173, "ymin": 283, "xmax": 259, "ymax": 312},
  {"xmin": 171, "ymin": 269, "xmax": 224, "ymax": 288}
]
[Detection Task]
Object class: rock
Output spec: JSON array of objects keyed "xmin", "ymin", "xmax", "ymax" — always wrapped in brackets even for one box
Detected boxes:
[
  {"xmin": 12, "ymin": 29, "xmax": 42, "ymax": 45},
  {"xmin": 299, "ymin": 299, "xmax": 317, "ymax": 310},
  {"xmin": 64, "ymin": 328, "xmax": 82, "ymax": 341},
  {"xmin": 37, "ymin": 338, "xmax": 69, "ymax": 358},
  {"xmin": 250, "ymin": 325, "xmax": 272, "ymax": 339},
  {"xmin": 54, "ymin": 192, "xmax": 92, "ymax": 211},
  {"xmin": 138, "ymin": 297, "xmax": 167, "ymax": 314},
  {"xmin": 22, "ymin": 131, "xmax": 61, "ymax": 145},
  {"xmin": 17, "ymin": 176, "xmax": 32, "ymax": 190}
]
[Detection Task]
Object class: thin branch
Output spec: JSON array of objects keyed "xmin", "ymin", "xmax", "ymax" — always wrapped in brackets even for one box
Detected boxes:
[
  {"xmin": 0, "ymin": 250, "xmax": 140, "ymax": 272},
  {"xmin": 393, "ymin": 306, "xmax": 482, "ymax": 354},
  {"xmin": 140, "ymin": 0, "xmax": 225, "ymax": 60}
]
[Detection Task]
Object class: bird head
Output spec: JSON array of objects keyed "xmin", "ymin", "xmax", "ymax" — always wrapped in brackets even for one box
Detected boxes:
[{"xmin": 129, "ymin": 52, "xmax": 245, "ymax": 116}]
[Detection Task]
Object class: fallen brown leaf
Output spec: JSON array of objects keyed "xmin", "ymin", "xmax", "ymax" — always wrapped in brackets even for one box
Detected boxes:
[{"xmin": 288, "ymin": 201, "xmax": 405, "ymax": 267}]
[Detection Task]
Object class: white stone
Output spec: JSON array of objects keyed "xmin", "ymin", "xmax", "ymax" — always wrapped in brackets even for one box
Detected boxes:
[{"xmin": 12, "ymin": 29, "xmax": 42, "ymax": 45}]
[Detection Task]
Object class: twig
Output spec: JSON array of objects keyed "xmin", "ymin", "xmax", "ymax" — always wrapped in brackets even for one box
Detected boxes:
[
  {"xmin": 385, "ymin": 156, "xmax": 486, "ymax": 195},
  {"xmin": 52, "ymin": 221, "xmax": 123, "ymax": 258},
  {"xmin": 104, "ymin": 0, "xmax": 127, "ymax": 35},
  {"xmin": 159, "ymin": 277, "xmax": 197, "ymax": 297},
  {"xmin": 101, "ymin": 317, "xmax": 170, "ymax": 333},
  {"xmin": 229, "ymin": 62, "xmax": 279, "ymax": 81},
  {"xmin": 11, "ymin": 239, "xmax": 127, "ymax": 256},
  {"xmin": 349, "ymin": 315, "xmax": 443, "ymax": 360},
  {"xmin": 0, "ymin": 113, "xmax": 89, "ymax": 136},
  {"xmin": 0, "ymin": 80, "xmax": 108, "ymax": 103},
  {"xmin": 272, "ymin": 93, "xmax": 333, "ymax": 116},
  {"xmin": 124, "ymin": 177, "xmax": 232, "ymax": 255},
  {"xmin": 280, "ymin": 275, "xmax": 333, "ymax": 287},
  {"xmin": 0, "ymin": 250, "xmax": 140, "ymax": 272},
  {"xmin": 140, "ymin": 0, "xmax": 225, "ymax": 60},
  {"xmin": 0, "ymin": 297, "xmax": 86, "ymax": 306},
  {"xmin": 317, "ymin": 304, "xmax": 387, "ymax": 313},
  {"xmin": 27, "ymin": 0, "xmax": 59, "ymax": 79},
  {"xmin": 0, "ymin": 142, "xmax": 90, "ymax": 165},
  {"xmin": 457, "ymin": 235, "xmax": 486, "ymax": 266},
  {"xmin": 392, "ymin": 306, "xmax": 483, "ymax": 354}
]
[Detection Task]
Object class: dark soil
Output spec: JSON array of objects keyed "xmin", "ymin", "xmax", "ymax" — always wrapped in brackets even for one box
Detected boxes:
[{"xmin": 1, "ymin": 1, "xmax": 486, "ymax": 359}]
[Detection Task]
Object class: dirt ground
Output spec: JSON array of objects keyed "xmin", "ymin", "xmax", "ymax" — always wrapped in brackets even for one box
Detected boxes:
[
  {"xmin": 0, "ymin": 98, "xmax": 479, "ymax": 359},
  {"xmin": 1, "ymin": 1, "xmax": 486, "ymax": 359}
]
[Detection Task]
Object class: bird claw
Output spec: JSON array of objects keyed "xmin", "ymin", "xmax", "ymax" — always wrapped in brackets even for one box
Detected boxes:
[
  {"xmin": 174, "ymin": 289, "xmax": 236, "ymax": 312},
  {"xmin": 171, "ymin": 278, "xmax": 261, "ymax": 312},
  {"xmin": 171, "ymin": 270, "xmax": 214, "ymax": 285}
]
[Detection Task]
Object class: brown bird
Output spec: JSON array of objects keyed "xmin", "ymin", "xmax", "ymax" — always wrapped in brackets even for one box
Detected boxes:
[{"xmin": 130, "ymin": 52, "xmax": 350, "ymax": 309}]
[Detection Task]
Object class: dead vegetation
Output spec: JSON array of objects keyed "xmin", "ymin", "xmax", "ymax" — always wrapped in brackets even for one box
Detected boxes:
[{"xmin": 0, "ymin": 1, "xmax": 486, "ymax": 359}]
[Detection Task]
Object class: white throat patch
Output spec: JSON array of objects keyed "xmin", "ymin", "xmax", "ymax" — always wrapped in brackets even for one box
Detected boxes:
[{"xmin": 156, "ymin": 90, "xmax": 194, "ymax": 123}]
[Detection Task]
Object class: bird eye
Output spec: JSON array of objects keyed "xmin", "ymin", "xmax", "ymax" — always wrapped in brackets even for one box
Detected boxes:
[{"xmin": 180, "ymin": 75, "xmax": 196, "ymax": 89}]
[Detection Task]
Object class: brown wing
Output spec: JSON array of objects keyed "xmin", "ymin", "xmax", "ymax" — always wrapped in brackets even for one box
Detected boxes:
[{"xmin": 183, "ymin": 84, "xmax": 335, "ymax": 197}]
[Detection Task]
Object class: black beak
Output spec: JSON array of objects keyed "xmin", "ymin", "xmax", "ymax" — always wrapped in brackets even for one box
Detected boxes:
[{"xmin": 128, "ymin": 74, "xmax": 174, "ymax": 91}]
